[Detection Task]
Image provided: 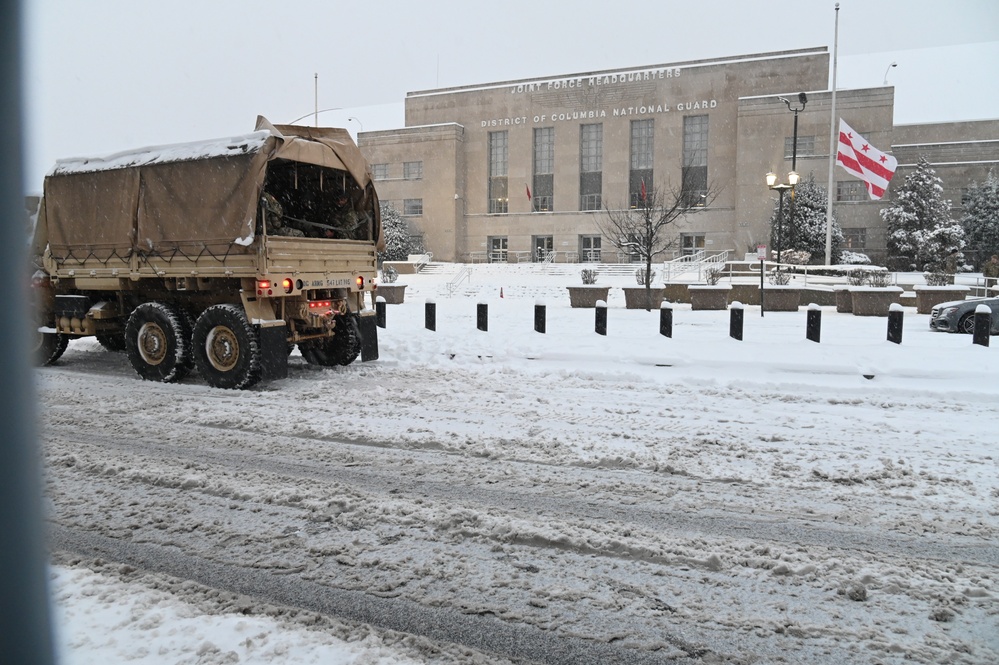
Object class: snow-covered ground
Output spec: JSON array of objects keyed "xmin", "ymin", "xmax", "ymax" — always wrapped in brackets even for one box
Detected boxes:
[{"xmin": 41, "ymin": 265, "xmax": 999, "ymax": 664}]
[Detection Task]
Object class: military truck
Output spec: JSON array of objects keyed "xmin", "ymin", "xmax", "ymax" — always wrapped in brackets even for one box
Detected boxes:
[{"xmin": 30, "ymin": 116, "xmax": 383, "ymax": 389}]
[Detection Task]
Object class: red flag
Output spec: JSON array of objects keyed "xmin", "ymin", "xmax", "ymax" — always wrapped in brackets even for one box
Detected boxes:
[
  {"xmin": 640, "ymin": 179, "xmax": 647, "ymax": 202},
  {"xmin": 836, "ymin": 119, "xmax": 898, "ymax": 200},
  {"xmin": 525, "ymin": 184, "xmax": 532, "ymax": 201}
]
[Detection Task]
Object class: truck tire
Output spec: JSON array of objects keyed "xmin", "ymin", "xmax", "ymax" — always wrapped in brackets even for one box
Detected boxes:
[
  {"xmin": 299, "ymin": 315, "xmax": 361, "ymax": 366},
  {"xmin": 192, "ymin": 304, "xmax": 262, "ymax": 390},
  {"xmin": 34, "ymin": 330, "xmax": 69, "ymax": 366},
  {"xmin": 125, "ymin": 302, "xmax": 192, "ymax": 383}
]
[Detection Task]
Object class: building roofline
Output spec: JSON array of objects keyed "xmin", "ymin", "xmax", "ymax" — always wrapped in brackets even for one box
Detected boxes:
[
  {"xmin": 361, "ymin": 122, "xmax": 464, "ymax": 136},
  {"xmin": 894, "ymin": 118, "xmax": 999, "ymax": 128},
  {"xmin": 897, "ymin": 159, "xmax": 999, "ymax": 168},
  {"xmin": 894, "ymin": 139, "xmax": 999, "ymax": 148},
  {"xmin": 406, "ymin": 46, "xmax": 829, "ymax": 99}
]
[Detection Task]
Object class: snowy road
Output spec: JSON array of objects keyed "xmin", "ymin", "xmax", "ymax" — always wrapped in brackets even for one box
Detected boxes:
[{"xmin": 39, "ymin": 304, "xmax": 999, "ymax": 665}]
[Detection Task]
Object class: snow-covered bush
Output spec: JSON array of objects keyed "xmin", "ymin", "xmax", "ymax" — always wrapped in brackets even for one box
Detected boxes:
[
  {"xmin": 768, "ymin": 269, "xmax": 791, "ymax": 285},
  {"xmin": 779, "ymin": 249, "xmax": 811, "ymax": 266},
  {"xmin": 840, "ymin": 251, "xmax": 871, "ymax": 265},
  {"xmin": 580, "ymin": 268, "xmax": 598, "ymax": 284},
  {"xmin": 381, "ymin": 265, "xmax": 399, "ymax": 283},
  {"xmin": 848, "ymin": 269, "xmax": 870, "ymax": 286},
  {"xmin": 923, "ymin": 271, "xmax": 951, "ymax": 286},
  {"xmin": 634, "ymin": 268, "xmax": 656, "ymax": 285},
  {"xmin": 867, "ymin": 271, "xmax": 891, "ymax": 287}
]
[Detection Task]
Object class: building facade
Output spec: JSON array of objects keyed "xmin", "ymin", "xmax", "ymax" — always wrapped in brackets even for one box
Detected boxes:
[{"xmin": 361, "ymin": 47, "xmax": 999, "ymax": 266}]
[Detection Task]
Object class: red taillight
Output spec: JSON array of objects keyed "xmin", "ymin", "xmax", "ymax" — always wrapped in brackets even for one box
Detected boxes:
[
  {"xmin": 257, "ymin": 280, "xmax": 271, "ymax": 289},
  {"xmin": 282, "ymin": 278, "xmax": 293, "ymax": 294},
  {"xmin": 308, "ymin": 300, "xmax": 332, "ymax": 309}
]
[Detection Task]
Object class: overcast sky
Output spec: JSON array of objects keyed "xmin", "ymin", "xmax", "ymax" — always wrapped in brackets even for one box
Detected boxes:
[{"xmin": 22, "ymin": 0, "xmax": 999, "ymax": 192}]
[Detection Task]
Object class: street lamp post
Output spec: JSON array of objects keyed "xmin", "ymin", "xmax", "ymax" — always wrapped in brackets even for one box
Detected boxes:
[
  {"xmin": 776, "ymin": 93, "xmax": 807, "ymax": 256},
  {"xmin": 766, "ymin": 172, "xmax": 793, "ymax": 265}
]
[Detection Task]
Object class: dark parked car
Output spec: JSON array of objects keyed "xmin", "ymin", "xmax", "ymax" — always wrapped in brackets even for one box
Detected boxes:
[{"xmin": 929, "ymin": 297, "xmax": 999, "ymax": 334}]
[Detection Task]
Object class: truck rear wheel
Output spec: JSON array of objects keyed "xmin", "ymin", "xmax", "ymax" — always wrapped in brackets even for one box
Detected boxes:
[
  {"xmin": 192, "ymin": 304, "xmax": 262, "ymax": 390},
  {"xmin": 125, "ymin": 302, "xmax": 192, "ymax": 383},
  {"xmin": 34, "ymin": 330, "xmax": 69, "ymax": 366},
  {"xmin": 299, "ymin": 314, "xmax": 361, "ymax": 366}
]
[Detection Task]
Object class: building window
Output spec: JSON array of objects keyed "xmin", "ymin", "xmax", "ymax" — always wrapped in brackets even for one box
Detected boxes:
[
  {"xmin": 403, "ymin": 198, "xmax": 423, "ymax": 216},
  {"xmin": 680, "ymin": 233, "xmax": 705, "ymax": 256},
  {"xmin": 580, "ymin": 235, "xmax": 602, "ymax": 262},
  {"xmin": 836, "ymin": 181, "xmax": 866, "ymax": 202},
  {"xmin": 959, "ymin": 188, "xmax": 972, "ymax": 209},
  {"xmin": 630, "ymin": 119, "xmax": 654, "ymax": 208},
  {"xmin": 532, "ymin": 127, "xmax": 554, "ymax": 212},
  {"xmin": 488, "ymin": 131, "xmax": 509, "ymax": 213},
  {"xmin": 488, "ymin": 236, "xmax": 508, "ymax": 262},
  {"xmin": 841, "ymin": 227, "xmax": 867, "ymax": 250},
  {"xmin": 682, "ymin": 115, "xmax": 708, "ymax": 207},
  {"xmin": 372, "ymin": 164, "xmax": 389, "ymax": 180},
  {"xmin": 579, "ymin": 124, "xmax": 603, "ymax": 211},
  {"xmin": 403, "ymin": 161, "xmax": 423, "ymax": 180},
  {"xmin": 784, "ymin": 135, "xmax": 816, "ymax": 158}
]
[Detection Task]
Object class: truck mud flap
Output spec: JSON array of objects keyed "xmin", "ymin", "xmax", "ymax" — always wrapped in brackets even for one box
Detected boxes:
[
  {"xmin": 257, "ymin": 324, "xmax": 289, "ymax": 381},
  {"xmin": 358, "ymin": 313, "xmax": 379, "ymax": 362}
]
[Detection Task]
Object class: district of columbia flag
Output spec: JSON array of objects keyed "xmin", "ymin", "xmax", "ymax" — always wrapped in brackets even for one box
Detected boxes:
[{"xmin": 836, "ymin": 119, "xmax": 898, "ymax": 200}]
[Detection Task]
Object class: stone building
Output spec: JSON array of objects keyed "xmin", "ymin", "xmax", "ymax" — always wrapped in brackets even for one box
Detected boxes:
[{"xmin": 360, "ymin": 46, "xmax": 999, "ymax": 266}]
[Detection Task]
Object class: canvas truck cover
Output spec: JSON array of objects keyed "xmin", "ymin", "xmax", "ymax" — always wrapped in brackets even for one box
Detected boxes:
[{"xmin": 33, "ymin": 116, "xmax": 383, "ymax": 264}]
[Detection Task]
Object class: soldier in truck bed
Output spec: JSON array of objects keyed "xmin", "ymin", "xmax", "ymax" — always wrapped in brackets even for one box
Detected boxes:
[
  {"xmin": 260, "ymin": 191, "xmax": 305, "ymax": 237},
  {"xmin": 320, "ymin": 193, "xmax": 368, "ymax": 239}
]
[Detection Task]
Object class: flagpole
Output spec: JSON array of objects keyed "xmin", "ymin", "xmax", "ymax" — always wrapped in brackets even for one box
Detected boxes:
[{"xmin": 824, "ymin": 2, "xmax": 840, "ymax": 266}]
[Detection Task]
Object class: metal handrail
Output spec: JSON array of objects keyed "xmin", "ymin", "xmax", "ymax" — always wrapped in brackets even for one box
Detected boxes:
[
  {"xmin": 445, "ymin": 265, "xmax": 471, "ymax": 296},
  {"xmin": 662, "ymin": 250, "xmax": 705, "ymax": 282},
  {"xmin": 412, "ymin": 252, "xmax": 433, "ymax": 272}
]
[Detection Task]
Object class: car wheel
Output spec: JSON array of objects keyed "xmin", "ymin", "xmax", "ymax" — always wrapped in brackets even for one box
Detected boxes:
[{"xmin": 958, "ymin": 313, "xmax": 977, "ymax": 334}]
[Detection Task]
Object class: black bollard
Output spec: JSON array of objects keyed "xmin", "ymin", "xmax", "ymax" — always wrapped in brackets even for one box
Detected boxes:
[
  {"xmin": 806, "ymin": 304, "xmax": 821, "ymax": 343},
  {"xmin": 660, "ymin": 302, "xmax": 673, "ymax": 338},
  {"xmin": 425, "ymin": 300, "xmax": 436, "ymax": 331},
  {"xmin": 887, "ymin": 305, "xmax": 903, "ymax": 344},
  {"xmin": 375, "ymin": 297, "xmax": 386, "ymax": 328},
  {"xmin": 729, "ymin": 302, "xmax": 744, "ymax": 341},
  {"xmin": 973, "ymin": 307, "xmax": 991, "ymax": 347},
  {"xmin": 477, "ymin": 302, "xmax": 488, "ymax": 332},
  {"xmin": 534, "ymin": 302, "xmax": 546, "ymax": 334},
  {"xmin": 595, "ymin": 302, "xmax": 607, "ymax": 336}
]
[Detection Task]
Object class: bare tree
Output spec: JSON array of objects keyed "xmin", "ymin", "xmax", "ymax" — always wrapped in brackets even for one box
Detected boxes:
[{"xmin": 597, "ymin": 177, "xmax": 719, "ymax": 309}]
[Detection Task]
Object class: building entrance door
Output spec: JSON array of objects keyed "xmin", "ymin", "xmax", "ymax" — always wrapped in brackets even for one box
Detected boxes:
[
  {"xmin": 488, "ymin": 236, "xmax": 508, "ymax": 263},
  {"xmin": 533, "ymin": 236, "xmax": 554, "ymax": 262}
]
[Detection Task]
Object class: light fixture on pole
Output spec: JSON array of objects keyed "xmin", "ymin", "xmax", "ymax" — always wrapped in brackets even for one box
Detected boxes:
[
  {"xmin": 883, "ymin": 61, "xmax": 897, "ymax": 85},
  {"xmin": 778, "ymin": 92, "xmax": 808, "ymax": 172}
]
